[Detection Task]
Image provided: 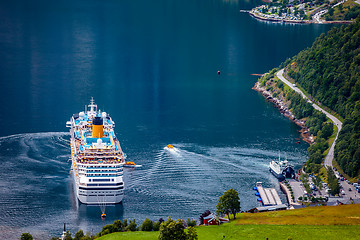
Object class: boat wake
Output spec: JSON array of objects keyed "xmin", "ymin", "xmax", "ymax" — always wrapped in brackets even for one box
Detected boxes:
[
  {"xmin": 0, "ymin": 133, "xmax": 307, "ymax": 239},
  {"xmin": 0, "ymin": 132, "xmax": 72, "ymax": 240},
  {"xmin": 123, "ymin": 143, "xmax": 304, "ymax": 220}
]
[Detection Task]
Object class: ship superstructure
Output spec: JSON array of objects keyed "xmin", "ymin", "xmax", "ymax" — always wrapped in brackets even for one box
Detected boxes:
[
  {"xmin": 269, "ymin": 155, "xmax": 295, "ymax": 181},
  {"xmin": 66, "ymin": 98, "xmax": 125, "ymax": 204}
]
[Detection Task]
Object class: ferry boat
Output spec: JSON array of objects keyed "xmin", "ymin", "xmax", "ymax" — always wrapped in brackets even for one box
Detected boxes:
[
  {"xmin": 66, "ymin": 98, "xmax": 126, "ymax": 204},
  {"xmin": 269, "ymin": 155, "xmax": 295, "ymax": 181}
]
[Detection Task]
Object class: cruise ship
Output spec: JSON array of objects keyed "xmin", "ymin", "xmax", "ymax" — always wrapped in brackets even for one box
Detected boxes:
[
  {"xmin": 269, "ymin": 155, "xmax": 295, "ymax": 181},
  {"xmin": 66, "ymin": 98, "xmax": 125, "ymax": 204}
]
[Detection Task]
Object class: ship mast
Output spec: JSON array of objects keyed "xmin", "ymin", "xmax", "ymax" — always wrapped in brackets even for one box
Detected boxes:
[{"xmin": 88, "ymin": 97, "xmax": 98, "ymax": 118}]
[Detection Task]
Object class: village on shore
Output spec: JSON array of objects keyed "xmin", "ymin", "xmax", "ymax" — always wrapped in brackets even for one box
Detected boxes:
[{"xmin": 248, "ymin": 0, "xmax": 357, "ymax": 24}]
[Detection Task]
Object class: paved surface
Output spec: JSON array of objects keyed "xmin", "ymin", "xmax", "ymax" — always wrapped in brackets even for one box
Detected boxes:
[
  {"xmin": 288, "ymin": 179, "xmax": 305, "ymax": 202},
  {"xmin": 276, "ymin": 69, "xmax": 343, "ymax": 169},
  {"xmin": 276, "ymin": 69, "xmax": 360, "ymax": 203},
  {"xmin": 313, "ymin": 10, "xmax": 327, "ymax": 23}
]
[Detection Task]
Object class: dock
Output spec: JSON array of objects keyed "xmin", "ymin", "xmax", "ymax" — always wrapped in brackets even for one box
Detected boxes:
[{"xmin": 255, "ymin": 182, "xmax": 282, "ymax": 206}]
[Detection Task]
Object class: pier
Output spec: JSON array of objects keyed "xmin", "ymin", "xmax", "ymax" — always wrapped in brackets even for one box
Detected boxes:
[{"xmin": 255, "ymin": 182, "xmax": 282, "ymax": 206}]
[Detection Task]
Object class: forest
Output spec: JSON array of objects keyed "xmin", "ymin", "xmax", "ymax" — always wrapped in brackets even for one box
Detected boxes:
[{"xmin": 286, "ymin": 17, "xmax": 360, "ymax": 178}]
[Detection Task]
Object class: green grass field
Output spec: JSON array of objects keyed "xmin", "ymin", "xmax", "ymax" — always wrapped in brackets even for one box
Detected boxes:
[{"xmin": 98, "ymin": 204, "xmax": 360, "ymax": 240}]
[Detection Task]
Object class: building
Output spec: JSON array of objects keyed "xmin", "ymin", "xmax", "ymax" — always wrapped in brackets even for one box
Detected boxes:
[{"xmin": 203, "ymin": 213, "xmax": 229, "ymax": 225}]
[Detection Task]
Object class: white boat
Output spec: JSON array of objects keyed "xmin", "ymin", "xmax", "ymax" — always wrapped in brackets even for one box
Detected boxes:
[
  {"xmin": 269, "ymin": 154, "xmax": 295, "ymax": 180},
  {"xmin": 66, "ymin": 98, "xmax": 126, "ymax": 204}
]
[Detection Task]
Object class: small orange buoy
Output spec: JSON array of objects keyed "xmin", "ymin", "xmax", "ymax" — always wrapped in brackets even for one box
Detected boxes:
[
  {"xmin": 167, "ymin": 144, "xmax": 174, "ymax": 149},
  {"xmin": 217, "ymin": 70, "xmax": 220, "ymax": 75},
  {"xmin": 101, "ymin": 213, "xmax": 106, "ymax": 218}
]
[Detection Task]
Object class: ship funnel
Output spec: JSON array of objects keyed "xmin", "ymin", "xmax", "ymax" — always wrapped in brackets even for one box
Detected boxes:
[{"xmin": 92, "ymin": 116, "xmax": 103, "ymax": 138}]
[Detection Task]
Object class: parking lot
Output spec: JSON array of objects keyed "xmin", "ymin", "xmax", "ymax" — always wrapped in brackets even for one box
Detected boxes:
[{"xmin": 286, "ymin": 171, "xmax": 359, "ymax": 206}]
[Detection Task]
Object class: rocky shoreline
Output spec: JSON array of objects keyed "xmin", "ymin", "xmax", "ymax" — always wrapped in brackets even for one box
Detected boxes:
[{"xmin": 253, "ymin": 82, "xmax": 314, "ymax": 144}]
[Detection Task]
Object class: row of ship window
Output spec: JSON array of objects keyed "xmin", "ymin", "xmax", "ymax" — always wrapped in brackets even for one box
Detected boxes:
[
  {"xmin": 84, "ymin": 170, "xmax": 120, "ymax": 172},
  {"xmin": 85, "ymin": 173, "xmax": 123, "ymax": 177},
  {"xmin": 87, "ymin": 182, "xmax": 124, "ymax": 186},
  {"xmin": 79, "ymin": 186, "xmax": 124, "ymax": 191},
  {"xmin": 85, "ymin": 174, "xmax": 122, "ymax": 176},
  {"xmin": 79, "ymin": 193, "xmax": 123, "ymax": 196}
]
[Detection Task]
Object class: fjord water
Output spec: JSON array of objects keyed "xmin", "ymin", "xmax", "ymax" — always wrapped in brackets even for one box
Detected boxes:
[{"xmin": 0, "ymin": 0, "xmax": 334, "ymax": 238}]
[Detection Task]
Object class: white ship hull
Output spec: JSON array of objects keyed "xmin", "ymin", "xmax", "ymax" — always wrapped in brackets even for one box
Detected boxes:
[
  {"xmin": 269, "ymin": 158, "xmax": 295, "ymax": 180},
  {"xmin": 71, "ymin": 168, "xmax": 124, "ymax": 204},
  {"xmin": 269, "ymin": 167, "xmax": 285, "ymax": 180}
]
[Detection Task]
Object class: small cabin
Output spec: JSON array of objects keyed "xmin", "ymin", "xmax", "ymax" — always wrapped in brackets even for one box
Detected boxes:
[{"xmin": 203, "ymin": 213, "xmax": 229, "ymax": 225}]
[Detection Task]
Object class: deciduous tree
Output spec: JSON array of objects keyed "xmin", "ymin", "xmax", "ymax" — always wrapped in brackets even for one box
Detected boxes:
[{"xmin": 216, "ymin": 189, "xmax": 241, "ymax": 220}]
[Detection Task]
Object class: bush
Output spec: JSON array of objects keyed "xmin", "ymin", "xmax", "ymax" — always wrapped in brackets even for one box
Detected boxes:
[
  {"xmin": 74, "ymin": 230, "xmax": 84, "ymax": 240},
  {"xmin": 20, "ymin": 233, "xmax": 33, "ymax": 240},
  {"xmin": 126, "ymin": 219, "xmax": 138, "ymax": 232},
  {"xmin": 187, "ymin": 226, "xmax": 198, "ymax": 240},
  {"xmin": 159, "ymin": 217, "xmax": 187, "ymax": 240},
  {"xmin": 141, "ymin": 218, "xmax": 153, "ymax": 231},
  {"xmin": 153, "ymin": 221, "xmax": 161, "ymax": 231},
  {"xmin": 186, "ymin": 218, "xmax": 197, "ymax": 227},
  {"xmin": 113, "ymin": 220, "xmax": 123, "ymax": 232}
]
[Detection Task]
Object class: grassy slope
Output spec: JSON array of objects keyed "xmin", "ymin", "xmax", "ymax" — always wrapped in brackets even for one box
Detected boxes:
[{"xmin": 98, "ymin": 204, "xmax": 360, "ymax": 240}]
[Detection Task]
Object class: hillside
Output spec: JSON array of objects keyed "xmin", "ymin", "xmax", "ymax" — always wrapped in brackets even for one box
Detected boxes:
[
  {"xmin": 98, "ymin": 204, "xmax": 360, "ymax": 240},
  {"xmin": 284, "ymin": 18, "xmax": 360, "ymax": 178}
]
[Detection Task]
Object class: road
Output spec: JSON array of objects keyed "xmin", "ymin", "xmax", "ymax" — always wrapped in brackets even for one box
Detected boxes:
[
  {"xmin": 313, "ymin": 9, "xmax": 327, "ymax": 23},
  {"xmin": 276, "ymin": 69, "xmax": 343, "ymax": 169}
]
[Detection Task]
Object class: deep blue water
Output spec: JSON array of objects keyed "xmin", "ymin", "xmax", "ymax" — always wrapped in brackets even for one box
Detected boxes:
[{"xmin": 0, "ymin": 0, "xmax": 334, "ymax": 239}]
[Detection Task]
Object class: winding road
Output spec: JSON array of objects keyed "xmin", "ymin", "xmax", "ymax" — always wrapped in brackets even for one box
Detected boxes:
[{"xmin": 276, "ymin": 69, "xmax": 343, "ymax": 169}]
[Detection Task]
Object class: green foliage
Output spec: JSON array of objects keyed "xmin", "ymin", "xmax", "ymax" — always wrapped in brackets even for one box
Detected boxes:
[
  {"xmin": 284, "ymin": 20, "xmax": 360, "ymax": 178},
  {"xmin": 64, "ymin": 231, "xmax": 73, "ymax": 240},
  {"xmin": 327, "ymin": 167, "xmax": 341, "ymax": 195},
  {"xmin": 98, "ymin": 219, "xmax": 139, "ymax": 237},
  {"xmin": 186, "ymin": 218, "xmax": 196, "ymax": 227},
  {"xmin": 153, "ymin": 221, "xmax": 161, "ymax": 231},
  {"xmin": 312, "ymin": 175, "xmax": 323, "ymax": 191},
  {"xmin": 74, "ymin": 230, "xmax": 84, "ymax": 240},
  {"xmin": 113, "ymin": 220, "xmax": 123, "ymax": 232},
  {"xmin": 126, "ymin": 219, "xmax": 138, "ymax": 232},
  {"xmin": 158, "ymin": 217, "xmax": 187, "ymax": 240},
  {"xmin": 141, "ymin": 218, "xmax": 154, "ymax": 231},
  {"xmin": 287, "ymin": 91, "xmax": 314, "ymax": 119},
  {"xmin": 98, "ymin": 225, "xmax": 114, "ymax": 237},
  {"xmin": 216, "ymin": 189, "xmax": 241, "ymax": 220},
  {"xmin": 20, "ymin": 233, "xmax": 33, "ymax": 240},
  {"xmin": 320, "ymin": 123, "xmax": 334, "ymax": 140},
  {"xmin": 186, "ymin": 227, "xmax": 198, "ymax": 240}
]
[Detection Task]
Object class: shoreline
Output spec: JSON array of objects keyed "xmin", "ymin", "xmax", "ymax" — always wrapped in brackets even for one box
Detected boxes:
[
  {"xmin": 252, "ymin": 82, "xmax": 314, "ymax": 144},
  {"xmin": 249, "ymin": 11, "xmax": 353, "ymax": 24}
]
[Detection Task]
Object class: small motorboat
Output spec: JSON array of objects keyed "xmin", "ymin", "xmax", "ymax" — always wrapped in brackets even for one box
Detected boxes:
[
  {"xmin": 101, "ymin": 213, "xmax": 106, "ymax": 218},
  {"xmin": 167, "ymin": 144, "xmax": 174, "ymax": 149},
  {"xmin": 123, "ymin": 161, "xmax": 142, "ymax": 168}
]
